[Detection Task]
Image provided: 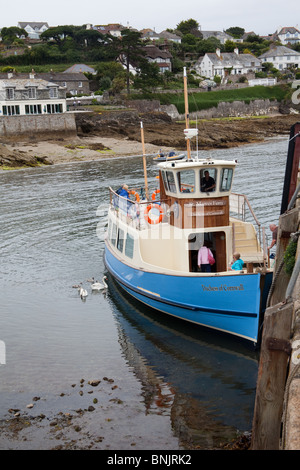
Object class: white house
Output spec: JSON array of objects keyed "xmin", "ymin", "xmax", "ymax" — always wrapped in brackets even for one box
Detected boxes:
[
  {"xmin": 259, "ymin": 45, "xmax": 300, "ymax": 70},
  {"xmin": 196, "ymin": 48, "xmax": 262, "ymax": 79},
  {"xmin": 276, "ymin": 26, "xmax": 300, "ymax": 45},
  {"xmin": 0, "ymin": 72, "xmax": 67, "ymax": 116},
  {"xmin": 17, "ymin": 22, "xmax": 49, "ymax": 39}
]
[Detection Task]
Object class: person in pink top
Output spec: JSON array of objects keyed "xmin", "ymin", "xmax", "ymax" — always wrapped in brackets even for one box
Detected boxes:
[{"xmin": 198, "ymin": 242, "xmax": 214, "ymax": 272}]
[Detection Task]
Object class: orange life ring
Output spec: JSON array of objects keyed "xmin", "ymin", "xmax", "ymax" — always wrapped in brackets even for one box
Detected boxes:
[
  {"xmin": 144, "ymin": 204, "xmax": 163, "ymax": 225},
  {"xmin": 129, "ymin": 190, "xmax": 140, "ymax": 202},
  {"xmin": 151, "ymin": 189, "xmax": 160, "ymax": 201}
]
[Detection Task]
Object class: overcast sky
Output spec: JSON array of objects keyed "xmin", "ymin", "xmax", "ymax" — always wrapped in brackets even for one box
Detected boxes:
[{"xmin": 0, "ymin": 0, "xmax": 299, "ymax": 36}]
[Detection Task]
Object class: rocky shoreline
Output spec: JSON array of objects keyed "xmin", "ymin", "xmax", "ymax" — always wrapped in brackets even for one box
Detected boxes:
[{"xmin": 0, "ymin": 112, "xmax": 299, "ymax": 169}]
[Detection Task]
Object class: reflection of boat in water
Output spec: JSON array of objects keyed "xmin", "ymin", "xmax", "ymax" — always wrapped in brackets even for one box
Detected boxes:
[
  {"xmin": 153, "ymin": 151, "xmax": 186, "ymax": 162},
  {"xmin": 107, "ymin": 275, "xmax": 259, "ymax": 446},
  {"xmin": 104, "ymin": 68, "xmax": 273, "ymax": 344}
]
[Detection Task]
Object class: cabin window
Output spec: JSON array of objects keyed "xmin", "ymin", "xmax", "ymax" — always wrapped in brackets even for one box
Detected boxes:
[
  {"xmin": 200, "ymin": 169, "xmax": 217, "ymax": 192},
  {"xmin": 117, "ymin": 229, "xmax": 124, "ymax": 252},
  {"xmin": 125, "ymin": 233, "xmax": 134, "ymax": 258},
  {"xmin": 111, "ymin": 223, "xmax": 117, "ymax": 246},
  {"xmin": 164, "ymin": 171, "xmax": 177, "ymax": 193},
  {"xmin": 220, "ymin": 168, "xmax": 233, "ymax": 192},
  {"xmin": 177, "ymin": 170, "xmax": 195, "ymax": 193}
]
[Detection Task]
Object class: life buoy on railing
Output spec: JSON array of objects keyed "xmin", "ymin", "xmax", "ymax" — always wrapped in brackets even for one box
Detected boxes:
[
  {"xmin": 144, "ymin": 203, "xmax": 163, "ymax": 225},
  {"xmin": 129, "ymin": 190, "xmax": 140, "ymax": 202},
  {"xmin": 151, "ymin": 189, "xmax": 160, "ymax": 201}
]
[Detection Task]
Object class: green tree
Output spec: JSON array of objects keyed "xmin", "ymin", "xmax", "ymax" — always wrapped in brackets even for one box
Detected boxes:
[
  {"xmin": 1, "ymin": 26, "xmax": 27, "ymax": 44},
  {"xmin": 225, "ymin": 27, "xmax": 245, "ymax": 39},
  {"xmin": 133, "ymin": 60, "xmax": 162, "ymax": 92},
  {"xmin": 115, "ymin": 29, "xmax": 146, "ymax": 94},
  {"xmin": 176, "ymin": 19, "xmax": 201, "ymax": 37}
]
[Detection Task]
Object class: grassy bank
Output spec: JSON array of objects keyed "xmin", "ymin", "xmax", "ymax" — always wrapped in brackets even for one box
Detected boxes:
[{"xmin": 133, "ymin": 85, "xmax": 290, "ymax": 114}]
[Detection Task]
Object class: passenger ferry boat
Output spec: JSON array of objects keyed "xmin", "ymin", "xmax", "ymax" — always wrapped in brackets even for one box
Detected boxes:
[{"xmin": 104, "ymin": 70, "xmax": 273, "ymax": 344}]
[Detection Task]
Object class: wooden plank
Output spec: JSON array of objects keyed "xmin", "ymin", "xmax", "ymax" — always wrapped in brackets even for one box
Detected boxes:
[{"xmin": 251, "ymin": 301, "xmax": 294, "ymax": 450}]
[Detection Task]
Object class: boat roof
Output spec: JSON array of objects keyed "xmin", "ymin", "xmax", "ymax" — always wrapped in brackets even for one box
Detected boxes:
[{"xmin": 157, "ymin": 158, "xmax": 237, "ymax": 170}]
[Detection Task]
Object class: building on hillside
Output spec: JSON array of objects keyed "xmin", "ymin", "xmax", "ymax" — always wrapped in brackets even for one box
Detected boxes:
[
  {"xmin": 17, "ymin": 22, "xmax": 49, "ymax": 39},
  {"xmin": 195, "ymin": 48, "xmax": 262, "ymax": 79},
  {"xmin": 92, "ymin": 23, "xmax": 124, "ymax": 37},
  {"xmin": 141, "ymin": 29, "xmax": 181, "ymax": 43},
  {"xmin": 143, "ymin": 44, "xmax": 172, "ymax": 73},
  {"xmin": 258, "ymin": 45, "xmax": 300, "ymax": 70},
  {"xmin": 200, "ymin": 31, "xmax": 233, "ymax": 44},
  {"xmin": 0, "ymin": 71, "xmax": 67, "ymax": 116},
  {"xmin": 274, "ymin": 26, "xmax": 300, "ymax": 45},
  {"xmin": 36, "ymin": 71, "xmax": 90, "ymax": 96}
]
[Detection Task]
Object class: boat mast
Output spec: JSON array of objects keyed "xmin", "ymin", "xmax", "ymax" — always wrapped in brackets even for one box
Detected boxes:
[
  {"xmin": 140, "ymin": 121, "xmax": 149, "ymax": 200},
  {"xmin": 183, "ymin": 67, "xmax": 191, "ymax": 161}
]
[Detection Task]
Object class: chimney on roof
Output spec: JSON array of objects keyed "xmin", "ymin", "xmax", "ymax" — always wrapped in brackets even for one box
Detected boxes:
[
  {"xmin": 216, "ymin": 48, "xmax": 221, "ymax": 57},
  {"xmin": 7, "ymin": 72, "xmax": 13, "ymax": 79},
  {"xmin": 29, "ymin": 68, "xmax": 35, "ymax": 79},
  {"xmin": 234, "ymin": 47, "xmax": 239, "ymax": 55}
]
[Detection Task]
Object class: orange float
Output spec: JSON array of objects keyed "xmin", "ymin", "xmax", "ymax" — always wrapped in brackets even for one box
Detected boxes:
[
  {"xmin": 129, "ymin": 190, "xmax": 140, "ymax": 202},
  {"xmin": 144, "ymin": 204, "xmax": 163, "ymax": 225}
]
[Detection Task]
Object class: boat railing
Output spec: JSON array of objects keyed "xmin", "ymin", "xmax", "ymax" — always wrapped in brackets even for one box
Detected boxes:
[
  {"xmin": 109, "ymin": 187, "xmax": 156, "ymax": 230},
  {"xmin": 230, "ymin": 192, "xmax": 261, "ymax": 233}
]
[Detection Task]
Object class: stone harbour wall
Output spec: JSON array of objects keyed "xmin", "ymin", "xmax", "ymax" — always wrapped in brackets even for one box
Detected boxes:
[
  {"xmin": 0, "ymin": 113, "xmax": 77, "ymax": 142},
  {"xmin": 161, "ymin": 99, "xmax": 280, "ymax": 120}
]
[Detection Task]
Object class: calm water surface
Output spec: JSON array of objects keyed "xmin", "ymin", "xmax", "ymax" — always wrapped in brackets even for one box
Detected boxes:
[{"xmin": 0, "ymin": 136, "xmax": 288, "ymax": 449}]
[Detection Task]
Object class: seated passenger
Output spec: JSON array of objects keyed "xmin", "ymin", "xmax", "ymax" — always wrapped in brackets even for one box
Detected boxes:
[
  {"xmin": 201, "ymin": 171, "xmax": 216, "ymax": 192},
  {"xmin": 229, "ymin": 253, "xmax": 244, "ymax": 270}
]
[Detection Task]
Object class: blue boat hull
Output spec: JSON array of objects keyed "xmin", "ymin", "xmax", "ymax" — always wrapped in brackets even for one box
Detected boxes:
[{"xmin": 104, "ymin": 245, "xmax": 272, "ymax": 343}]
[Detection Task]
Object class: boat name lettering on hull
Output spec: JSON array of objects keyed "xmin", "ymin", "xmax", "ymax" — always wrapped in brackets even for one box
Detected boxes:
[{"xmin": 202, "ymin": 284, "xmax": 244, "ymax": 292}]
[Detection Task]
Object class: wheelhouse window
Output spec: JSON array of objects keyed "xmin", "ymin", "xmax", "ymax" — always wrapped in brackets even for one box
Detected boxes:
[
  {"xmin": 220, "ymin": 168, "xmax": 233, "ymax": 192},
  {"xmin": 200, "ymin": 169, "xmax": 217, "ymax": 192},
  {"xmin": 177, "ymin": 170, "xmax": 195, "ymax": 193},
  {"xmin": 162, "ymin": 170, "xmax": 177, "ymax": 193}
]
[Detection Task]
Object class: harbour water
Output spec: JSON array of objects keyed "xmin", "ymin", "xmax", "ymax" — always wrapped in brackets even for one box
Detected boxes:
[{"xmin": 0, "ymin": 136, "xmax": 288, "ymax": 449}]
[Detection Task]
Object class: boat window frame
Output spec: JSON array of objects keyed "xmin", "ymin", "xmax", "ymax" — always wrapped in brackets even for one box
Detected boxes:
[
  {"xmin": 111, "ymin": 223, "xmax": 117, "ymax": 246},
  {"xmin": 117, "ymin": 228, "xmax": 124, "ymax": 252},
  {"xmin": 220, "ymin": 167, "xmax": 234, "ymax": 192},
  {"xmin": 162, "ymin": 170, "xmax": 177, "ymax": 193},
  {"xmin": 200, "ymin": 168, "xmax": 217, "ymax": 193},
  {"xmin": 125, "ymin": 232, "xmax": 134, "ymax": 259},
  {"xmin": 176, "ymin": 169, "xmax": 195, "ymax": 194}
]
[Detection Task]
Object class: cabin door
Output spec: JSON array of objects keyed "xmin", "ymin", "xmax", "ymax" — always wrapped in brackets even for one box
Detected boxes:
[{"xmin": 188, "ymin": 231, "xmax": 226, "ymax": 273}]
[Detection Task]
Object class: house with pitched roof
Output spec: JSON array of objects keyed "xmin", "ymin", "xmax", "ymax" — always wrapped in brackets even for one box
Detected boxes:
[
  {"xmin": 36, "ymin": 71, "xmax": 90, "ymax": 96},
  {"xmin": 196, "ymin": 48, "xmax": 261, "ymax": 80},
  {"xmin": 0, "ymin": 71, "xmax": 67, "ymax": 116},
  {"xmin": 258, "ymin": 45, "xmax": 300, "ymax": 70},
  {"xmin": 275, "ymin": 27, "xmax": 300, "ymax": 45},
  {"xmin": 143, "ymin": 44, "xmax": 172, "ymax": 73},
  {"xmin": 17, "ymin": 22, "xmax": 49, "ymax": 39}
]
